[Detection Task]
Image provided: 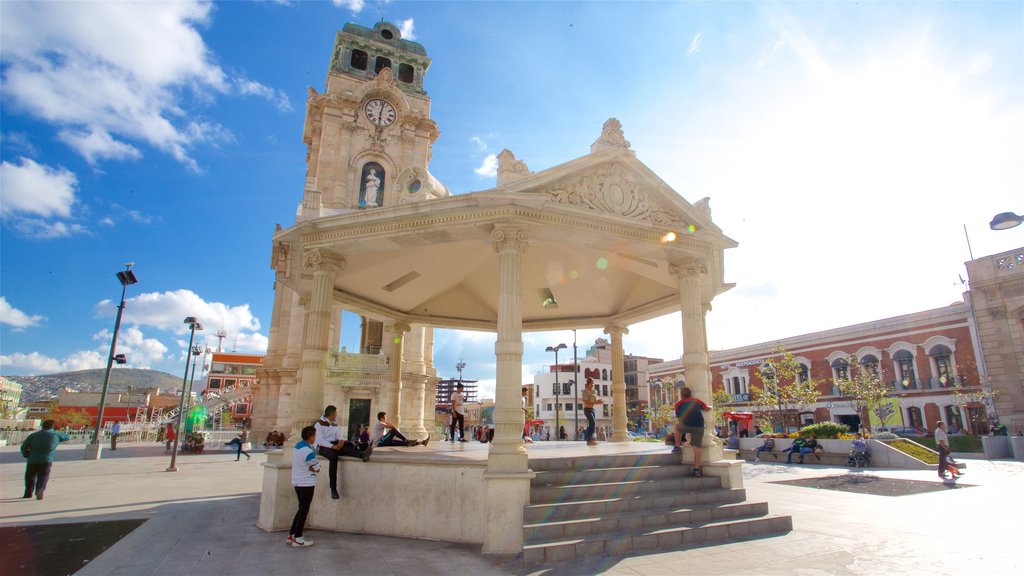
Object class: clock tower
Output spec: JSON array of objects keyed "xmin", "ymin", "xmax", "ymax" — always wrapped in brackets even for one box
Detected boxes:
[{"xmin": 300, "ymin": 20, "xmax": 449, "ymax": 217}]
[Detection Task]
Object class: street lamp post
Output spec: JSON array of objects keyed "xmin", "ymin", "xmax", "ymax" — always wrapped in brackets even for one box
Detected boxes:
[
  {"xmin": 182, "ymin": 345, "xmax": 203, "ymax": 433},
  {"xmin": 989, "ymin": 211, "xmax": 1022, "ymax": 230},
  {"xmin": 84, "ymin": 263, "xmax": 137, "ymax": 460},
  {"xmin": 572, "ymin": 330, "xmax": 579, "ymax": 439},
  {"xmin": 546, "ymin": 343, "xmax": 567, "ymax": 440},
  {"xmin": 167, "ymin": 317, "xmax": 203, "ymax": 472}
]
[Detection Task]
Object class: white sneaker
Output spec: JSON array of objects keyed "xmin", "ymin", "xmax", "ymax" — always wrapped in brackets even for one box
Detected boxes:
[
  {"xmin": 291, "ymin": 537, "xmax": 314, "ymax": 547},
  {"xmin": 754, "ymin": 457, "xmax": 760, "ymax": 462}
]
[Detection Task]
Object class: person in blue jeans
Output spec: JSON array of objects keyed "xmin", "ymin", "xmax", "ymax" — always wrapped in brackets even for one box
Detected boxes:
[
  {"xmin": 787, "ymin": 434, "xmax": 821, "ymax": 463},
  {"xmin": 582, "ymin": 378, "xmax": 604, "ymax": 446}
]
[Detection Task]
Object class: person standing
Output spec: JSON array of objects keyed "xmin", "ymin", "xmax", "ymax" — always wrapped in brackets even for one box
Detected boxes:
[
  {"xmin": 522, "ymin": 387, "xmax": 534, "ymax": 443},
  {"xmin": 450, "ymin": 383, "xmax": 467, "ymax": 442},
  {"xmin": 673, "ymin": 387, "xmax": 712, "ymax": 478},
  {"xmin": 287, "ymin": 425, "xmax": 320, "ymax": 547},
  {"xmin": 20, "ymin": 420, "xmax": 69, "ymax": 500},
  {"xmin": 110, "ymin": 421, "xmax": 121, "ymax": 450},
  {"xmin": 582, "ymin": 377, "xmax": 604, "ymax": 446},
  {"xmin": 315, "ymin": 405, "xmax": 372, "ymax": 500},
  {"xmin": 935, "ymin": 421, "xmax": 951, "ymax": 480},
  {"xmin": 164, "ymin": 422, "xmax": 175, "ymax": 452}
]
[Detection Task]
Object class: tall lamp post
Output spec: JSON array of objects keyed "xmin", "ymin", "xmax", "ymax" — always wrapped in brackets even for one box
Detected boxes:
[
  {"xmin": 978, "ymin": 210, "xmax": 1020, "ymax": 425},
  {"xmin": 572, "ymin": 330, "xmax": 579, "ymax": 439},
  {"xmin": 183, "ymin": 345, "xmax": 203, "ymax": 433},
  {"xmin": 84, "ymin": 263, "xmax": 137, "ymax": 460},
  {"xmin": 546, "ymin": 343, "xmax": 567, "ymax": 440},
  {"xmin": 167, "ymin": 317, "xmax": 203, "ymax": 472}
]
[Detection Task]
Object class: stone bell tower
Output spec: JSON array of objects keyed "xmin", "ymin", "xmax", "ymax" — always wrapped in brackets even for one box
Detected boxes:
[
  {"xmin": 299, "ymin": 20, "xmax": 449, "ymax": 217},
  {"xmin": 254, "ymin": 21, "xmax": 447, "ymax": 438}
]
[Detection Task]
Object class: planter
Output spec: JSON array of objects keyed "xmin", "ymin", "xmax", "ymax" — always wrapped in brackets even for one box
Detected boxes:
[
  {"xmin": 981, "ymin": 435, "xmax": 1012, "ymax": 459},
  {"xmin": 1009, "ymin": 436, "xmax": 1024, "ymax": 462}
]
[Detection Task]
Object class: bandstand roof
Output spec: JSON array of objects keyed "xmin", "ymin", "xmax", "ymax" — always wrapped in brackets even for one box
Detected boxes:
[{"xmin": 274, "ymin": 135, "xmax": 736, "ymax": 332}]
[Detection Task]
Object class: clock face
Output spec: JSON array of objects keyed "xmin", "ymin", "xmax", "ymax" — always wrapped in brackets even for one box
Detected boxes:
[{"xmin": 364, "ymin": 99, "xmax": 397, "ymax": 127}]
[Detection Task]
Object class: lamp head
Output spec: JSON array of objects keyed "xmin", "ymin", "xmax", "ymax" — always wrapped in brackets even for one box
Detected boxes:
[
  {"xmin": 990, "ymin": 212, "xmax": 1022, "ymax": 231},
  {"xmin": 113, "ymin": 354, "xmax": 127, "ymax": 365},
  {"xmin": 115, "ymin": 269, "xmax": 138, "ymax": 287}
]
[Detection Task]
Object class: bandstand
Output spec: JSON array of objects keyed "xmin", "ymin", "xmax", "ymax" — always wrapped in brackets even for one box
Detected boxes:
[{"xmin": 254, "ymin": 20, "xmax": 779, "ymax": 557}]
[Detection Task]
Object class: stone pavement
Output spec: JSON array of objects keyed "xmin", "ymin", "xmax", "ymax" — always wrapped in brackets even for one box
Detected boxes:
[{"xmin": 1, "ymin": 442, "xmax": 1020, "ymax": 576}]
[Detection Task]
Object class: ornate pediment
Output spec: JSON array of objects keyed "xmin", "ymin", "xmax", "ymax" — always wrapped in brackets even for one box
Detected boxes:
[{"xmin": 547, "ymin": 164, "xmax": 684, "ymax": 228}]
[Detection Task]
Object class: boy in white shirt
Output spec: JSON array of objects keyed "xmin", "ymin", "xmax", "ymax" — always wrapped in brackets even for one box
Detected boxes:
[
  {"xmin": 314, "ymin": 405, "xmax": 372, "ymax": 500},
  {"xmin": 287, "ymin": 425, "xmax": 320, "ymax": 547},
  {"xmin": 371, "ymin": 411, "xmax": 429, "ymax": 447}
]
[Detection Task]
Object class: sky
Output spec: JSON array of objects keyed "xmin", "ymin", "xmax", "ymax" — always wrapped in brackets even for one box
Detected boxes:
[{"xmin": 1, "ymin": 1, "xmax": 1022, "ymax": 401}]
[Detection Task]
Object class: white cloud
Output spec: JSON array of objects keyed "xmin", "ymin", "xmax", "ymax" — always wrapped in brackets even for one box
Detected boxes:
[
  {"xmin": 688, "ymin": 32, "xmax": 702, "ymax": 56},
  {"xmin": 235, "ymin": 78, "xmax": 292, "ymax": 112},
  {"xmin": 93, "ymin": 326, "xmax": 168, "ymax": 368},
  {"xmin": 0, "ymin": 1, "xmax": 287, "ymax": 169},
  {"xmin": 0, "ymin": 157, "xmax": 77, "ymax": 218},
  {"xmin": 1, "ymin": 132, "xmax": 39, "ymax": 156},
  {"xmin": 331, "ymin": 0, "xmax": 365, "ymax": 13},
  {"xmin": 470, "ymin": 136, "xmax": 488, "ymax": 151},
  {"xmin": 475, "ymin": 154, "xmax": 498, "ymax": 177},
  {"xmin": 0, "ymin": 297, "xmax": 45, "ymax": 329},
  {"xmin": 0, "ymin": 350, "xmax": 106, "ymax": 375},
  {"xmin": 398, "ymin": 18, "xmax": 416, "ymax": 41},
  {"xmin": 99, "ymin": 217, "xmax": 115, "ymax": 226}
]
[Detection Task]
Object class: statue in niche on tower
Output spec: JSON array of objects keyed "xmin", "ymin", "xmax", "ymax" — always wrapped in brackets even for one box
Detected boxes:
[{"xmin": 360, "ymin": 163, "xmax": 385, "ymax": 208}]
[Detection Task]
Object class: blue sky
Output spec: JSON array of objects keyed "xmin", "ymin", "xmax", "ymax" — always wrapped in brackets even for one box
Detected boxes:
[{"xmin": 1, "ymin": 1, "xmax": 1021, "ymax": 400}]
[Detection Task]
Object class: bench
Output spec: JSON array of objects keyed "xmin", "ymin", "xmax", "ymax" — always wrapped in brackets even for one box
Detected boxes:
[{"xmin": 737, "ymin": 449, "xmax": 854, "ymax": 466}]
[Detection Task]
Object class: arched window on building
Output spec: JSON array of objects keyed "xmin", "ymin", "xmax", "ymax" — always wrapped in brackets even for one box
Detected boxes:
[
  {"xmin": 350, "ymin": 49, "xmax": 368, "ymax": 70},
  {"xmin": 601, "ymin": 369, "xmax": 608, "ymax": 381},
  {"xmin": 860, "ymin": 354, "xmax": 880, "ymax": 377},
  {"xmin": 893, "ymin": 350, "xmax": 916, "ymax": 389},
  {"xmin": 944, "ymin": 405, "xmax": 964, "ymax": 430},
  {"xmin": 929, "ymin": 345, "xmax": 955, "ymax": 387},
  {"xmin": 831, "ymin": 358, "xmax": 849, "ymax": 382},
  {"xmin": 907, "ymin": 406, "xmax": 923, "ymax": 429},
  {"xmin": 798, "ymin": 364, "xmax": 810, "ymax": 383}
]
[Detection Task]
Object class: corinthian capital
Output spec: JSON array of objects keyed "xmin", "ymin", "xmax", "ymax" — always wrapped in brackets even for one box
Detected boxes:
[
  {"xmin": 303, "ymin": 248, "xmax": 346, "ymax": 274},
  {"xmin": 668, "ymin": 258, "xmax": 707, "ymax": 278},
  {"xmin": 387, "ymin": 321, "xmax": 412, "ymax": 336},
  {"xmin": 491, "ymin": 224, "xmax": 529, "ymax": 255}
]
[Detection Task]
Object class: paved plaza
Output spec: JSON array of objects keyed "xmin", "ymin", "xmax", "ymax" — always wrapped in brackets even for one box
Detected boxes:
[{"xmin": 0, "ymin": 442, "xmax": 1019, "ymax": 576}]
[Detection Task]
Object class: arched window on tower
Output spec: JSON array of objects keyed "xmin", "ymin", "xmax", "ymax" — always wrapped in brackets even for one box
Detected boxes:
[
  {"xmin": 398, "ymin": 63, "xmax": 414, "ymax": 83},
  {"xmin": 375, "ymin": 56, "xmax": 392, "ymax": 74},
  {"xmin": 350, "ymin": 50, "xmax": 368, "ymax": 71},
  {"xmin": 359, "ymin": 162, "xmax": 385, "ymax": 208}
]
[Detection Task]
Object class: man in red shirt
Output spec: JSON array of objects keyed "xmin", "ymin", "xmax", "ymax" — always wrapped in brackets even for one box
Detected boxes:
[{"xmin": 673, "ymin": 387, "xmax": 712, "ymax": 477}]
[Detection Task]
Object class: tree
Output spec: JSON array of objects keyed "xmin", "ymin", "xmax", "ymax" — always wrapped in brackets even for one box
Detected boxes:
[
  {"xmin": 834, "ymin": 355, "xmax": 890, "ymax": 433},
  {"xmin": 712, "ymin": 388, "xmax": 733, "ymax": 425},
  {"xmin": 952, "ymin": 379, "xmax": 998, "ymax": 433},
  {"xmin": 753, "ymin": 346, "xmax": 816, "ymax": 432},
  {"xmin": 649, "ymin": 401, "xmax": 676, "ymax": 435},
  {"xmin": 48, "ymin": 406, "xmax": 93, "ymax": 429}
]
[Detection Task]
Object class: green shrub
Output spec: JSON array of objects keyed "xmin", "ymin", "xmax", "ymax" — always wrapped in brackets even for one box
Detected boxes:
[{"xmin": 797, "ymin": 422, "xmax": 850, "ymax": 439}]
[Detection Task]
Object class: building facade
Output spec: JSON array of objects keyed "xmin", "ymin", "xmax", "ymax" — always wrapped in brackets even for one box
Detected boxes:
[
  {"xmin": 206, "ymin": 352, "xmax": 262, "ymax": 423},
  {"xmin": 650, "ymin": 302, "xmax": 986, "ymax": 434}
]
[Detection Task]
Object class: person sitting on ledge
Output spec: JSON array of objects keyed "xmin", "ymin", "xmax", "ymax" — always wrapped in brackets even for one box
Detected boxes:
[
  {"xmin": 315, "ymin": 405, "xmax": 372, "ymax": 500},
  {"xmin": 789, "ymin": 434, "xmax": 822, "ymax": 464},
  {"xmin": 783, "ymin": 437, "xmax": 806, "ymax": 463},
  {"xmin": 725, "ymin": 431, "xmax": 740, "ymax": 450},
  {"xmin": 371, "ymin": 411, "xmax": 430, "ymax": 447},
  {"xmin": 754, "ymin": 435, "xmax": 776, "ymax": 462}
]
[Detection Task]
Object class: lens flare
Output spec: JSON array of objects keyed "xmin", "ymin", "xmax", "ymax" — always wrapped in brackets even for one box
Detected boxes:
[
  {"xmin": 569, "ymin": 270, "xmax": 579, "ymax": 280},
  {"xmin": 660, "ymin": 231, "xmax": 677, "ymax": 243},
  {"xmin": 596, "ymin": 257, "xmax": 608, "ymax": 270},
  {"xmin": 687, "ymin": 224, "xmax": 697, "ymax": 234}
]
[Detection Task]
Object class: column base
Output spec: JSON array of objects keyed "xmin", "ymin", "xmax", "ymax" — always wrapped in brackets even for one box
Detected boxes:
[
  {"xmin": 482, "ymin": 471, "xmax": 534, "ymax": 554},
  {"xmin": 258, "ymin": 449, "xmax": 295, "ymax": 532}
]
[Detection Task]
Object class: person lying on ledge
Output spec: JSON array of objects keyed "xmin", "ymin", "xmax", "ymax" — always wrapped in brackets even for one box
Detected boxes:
[{"xmin": 371, "ymin": 411, "xmax": 430, "ymax": 447}]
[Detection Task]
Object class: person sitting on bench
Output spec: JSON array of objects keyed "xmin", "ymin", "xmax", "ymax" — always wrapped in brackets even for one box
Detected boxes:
[
  {"xmin": 371, "ymin": 411, "xmax": 430, "ymax": 447},
  {"xmin": 754, "ymin": 435, "xmax": 776, "ymax": 461}
]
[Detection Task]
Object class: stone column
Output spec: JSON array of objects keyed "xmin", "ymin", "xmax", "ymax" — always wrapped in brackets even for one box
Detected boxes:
[
  {"xmin": 605, "ymin": 325, "xmax": 630, "ymax": 442},
  {"xmin": 384, "ymin": 322, "xmax": 410, "ymax": 427},
  {"xmin": 483, "ymin": 224, "xmax": 533, "ymax": 555},
  {"xmin": 294, "ymin": 249, "xmax": 344, "ymax": 438},
  {"xmin": 404, "ymin": 325, "xmax": 428, "ymax": 437},
  {"xmin": 670, "ymin": 260, "xmax": 723, "ymax": 457}
]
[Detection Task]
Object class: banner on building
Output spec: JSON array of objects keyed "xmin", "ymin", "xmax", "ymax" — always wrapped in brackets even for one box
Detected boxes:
[{"xmin": 868, "ymin": 397, "xmax": 903, "ymax": 429}]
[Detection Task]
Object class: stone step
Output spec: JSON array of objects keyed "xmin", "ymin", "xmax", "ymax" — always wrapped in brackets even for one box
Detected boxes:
[
  {"xmin": 525, "ymin": 500, "xmax": 770, "ymax": 543},
  {"xmin": 530, "ymin": 474, "xmax": 722, "ymax": 504},
  {"xmin": 522, "ymin": 514, "xmax": 794, "ymax": 566},
  {"xmin": 524, "ymin": 487, "xmax": 748, "ymax": 523},
  {"xmin": 532, "ymin": 462, "xmax": 687, "ymax": 487},
  {"xmin": 528, "ymin": 451, "xmax": 678, "ymax": 472}
]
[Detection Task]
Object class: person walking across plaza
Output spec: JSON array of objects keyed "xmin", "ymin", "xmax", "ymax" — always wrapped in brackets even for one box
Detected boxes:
[
  {"xmin": 582, "ymin": 377, "xmax": 604, "ymax": 446},
  {"xmin": 371, "ymin": 411, "xmax": 429, "ymax": 447},
  {"xmin": 110, "ymin": 420, "xmax": 121, "ymax": 450},
  {"xmin": 20, "ymin": 419, "xmax": 69, "ymax": 500},
  {"xmin": 935, "ymin": 420, "xmax": 954, "ymax": 480},
  {"xmin": 227, "ymin": 427, "xmax": 251, "ymax": 461},
  {"xmin": 673, "ymin": 387, "xmax": 712, "ymax": 478},
  {"xmin": 450, "ymin": 383, "xmax": 467, "ymax": 442},
  {"xmin": 315, "ymin": 405, "xmax": 372, "ymax": 500},
  {"xmin": 287, "ymin": 425, "xmax": 320, "ymax": 547},
  {"xmin": 164, "ymin": 422, "xmax": 175, "ymax": 452}
]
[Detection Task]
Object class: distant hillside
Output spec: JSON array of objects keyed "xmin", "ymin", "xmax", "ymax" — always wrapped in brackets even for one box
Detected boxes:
[{"xmin": 4, "ymin": 368, "xmax": 184, "ymax": 402}]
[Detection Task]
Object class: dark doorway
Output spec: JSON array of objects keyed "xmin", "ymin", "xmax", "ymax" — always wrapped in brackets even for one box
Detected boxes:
[
  {"xmin": 836, "ymin": 415, "xmax": 861, "ymax": 433},
  {"xmin": 347, "ymin": 399, "xmax": 371, "ymax": 441}
]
